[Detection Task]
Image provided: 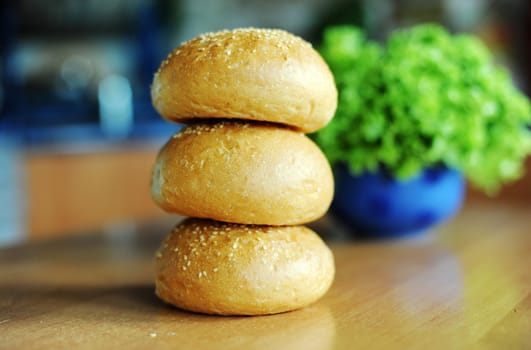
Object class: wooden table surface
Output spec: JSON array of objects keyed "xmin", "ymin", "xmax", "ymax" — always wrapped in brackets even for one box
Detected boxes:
[{"xmin": 1, "ymin": 199, "xmax": 530, "ymax": 349}]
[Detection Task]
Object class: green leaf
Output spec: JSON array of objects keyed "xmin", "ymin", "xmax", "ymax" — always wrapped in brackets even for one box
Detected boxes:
[{"xmin": 313, "ymin": 24, "xmax": 531, "ymax": 193}]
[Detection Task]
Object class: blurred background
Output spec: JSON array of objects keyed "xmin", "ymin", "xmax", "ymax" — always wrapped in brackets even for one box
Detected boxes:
[{"xmin": 0, "ymin": 0, "xmax": 529, "ymax": 245}]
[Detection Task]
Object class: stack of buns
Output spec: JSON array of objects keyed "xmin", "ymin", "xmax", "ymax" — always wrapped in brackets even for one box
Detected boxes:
[{"xmin": 150, "ymin": 28, "xmax": 338, "ymax": 315}]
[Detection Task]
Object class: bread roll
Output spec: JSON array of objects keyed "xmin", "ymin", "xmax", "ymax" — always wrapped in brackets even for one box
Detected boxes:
[
  {"xmin": 151, "ymin": 121, "xmax": 334, "ymax": 225},
  {"xmin": 154, "ymin": 218, "xmax": 335, "ymax": 315},
  {"xmin": 151, "ymin": 28, "xmax": 337, "ymax": 133}
]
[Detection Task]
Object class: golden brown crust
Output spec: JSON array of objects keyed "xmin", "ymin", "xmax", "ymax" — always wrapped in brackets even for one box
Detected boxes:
[
  {"xmin": 154, "ymin": 218, "xmax": 335, "ymax": 315},
  {"xmin": 151, "ymin": 28, "xmax": 337, "ymax": 133},
  {"xmin": 151, "ymin": 121, "xmax": 334, "ymax": 225}
]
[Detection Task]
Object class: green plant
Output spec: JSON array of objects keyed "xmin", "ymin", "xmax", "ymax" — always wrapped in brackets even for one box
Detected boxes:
[{"xmin": 314, "ymin": 24, "xmax": 531, "ymax": 193}]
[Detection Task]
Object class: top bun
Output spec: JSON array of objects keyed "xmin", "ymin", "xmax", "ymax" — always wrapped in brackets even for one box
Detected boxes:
[{"xmin": 151, "ymin": 28, "xmax": 337, "ymax": 133}]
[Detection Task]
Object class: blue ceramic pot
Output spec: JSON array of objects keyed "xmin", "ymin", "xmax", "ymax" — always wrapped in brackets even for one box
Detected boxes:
[{"xmin": 332, "ymin": 165, "xmax": 465, "ymax": 238}]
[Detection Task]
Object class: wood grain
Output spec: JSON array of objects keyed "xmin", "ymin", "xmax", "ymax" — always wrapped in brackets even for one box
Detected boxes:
[{"xmin": 1, "ymin": 199, "xmax": 530, "ymax": 349}]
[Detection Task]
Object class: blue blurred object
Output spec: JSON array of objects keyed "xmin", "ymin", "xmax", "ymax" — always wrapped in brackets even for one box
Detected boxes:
[
  {"xmin": 0, "ymin": 1, "xmax": 172, "ymax": 146},
  {"xmin": 332, "ymin": 165, "xmax": 465, "ymax": 238}
]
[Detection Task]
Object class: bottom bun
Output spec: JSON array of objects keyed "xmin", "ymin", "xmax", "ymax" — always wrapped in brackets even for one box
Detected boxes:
[{"xmin": 154, "ymin": 218, "xmax": 335, "ymax": 315}]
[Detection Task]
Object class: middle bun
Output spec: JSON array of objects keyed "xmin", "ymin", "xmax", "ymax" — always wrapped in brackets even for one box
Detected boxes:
[{"xmin": 151, "ymin": 122, "xmax": 334, "ymax": 225}]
